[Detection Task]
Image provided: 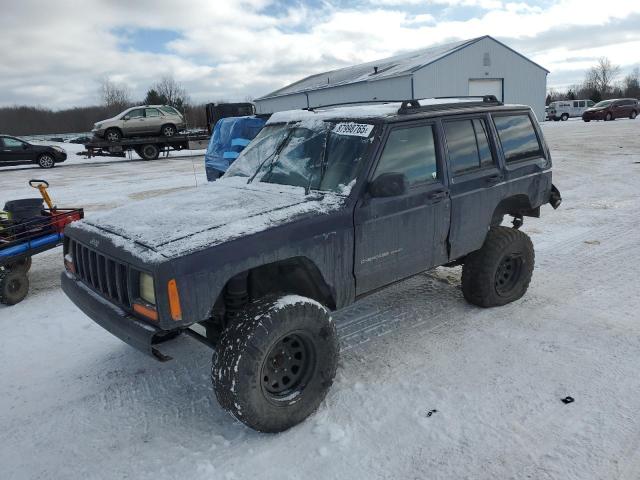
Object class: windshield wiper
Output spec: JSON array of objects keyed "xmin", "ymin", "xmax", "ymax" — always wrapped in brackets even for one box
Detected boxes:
[{"xmin": 247, "ymin": 130, "xmax": 292, "ymax": 184}]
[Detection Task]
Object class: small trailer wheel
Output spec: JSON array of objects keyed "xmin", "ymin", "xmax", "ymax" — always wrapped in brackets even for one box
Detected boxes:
[{"xmin": 0, "ymin": 269, "xmax": 30, "ymax": 306}]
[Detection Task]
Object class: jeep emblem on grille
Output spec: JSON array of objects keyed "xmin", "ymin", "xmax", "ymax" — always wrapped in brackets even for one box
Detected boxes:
[{"xmin": 89, "ymin": 238, "xmax": 99, "ymax": 248}]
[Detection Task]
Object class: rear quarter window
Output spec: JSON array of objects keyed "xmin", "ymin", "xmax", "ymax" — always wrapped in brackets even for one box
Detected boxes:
[{"xmin": 492, "ymin": 114, "xmax": 543, "ymax": 163}]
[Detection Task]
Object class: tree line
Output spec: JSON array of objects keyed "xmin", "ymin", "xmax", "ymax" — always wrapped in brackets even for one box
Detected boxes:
[
  {"xmin": 547, "ymin": 57, "xmax": 640, "ymax": 105},
  {"xmin": 0, "ymin": 75, "xmax": 211, "ymax": 136}
]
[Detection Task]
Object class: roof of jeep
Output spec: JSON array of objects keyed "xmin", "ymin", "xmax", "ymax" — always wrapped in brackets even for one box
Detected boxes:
[{"xmin": 266, "ymin": 98, "xmax": 532, "ymax": 125}]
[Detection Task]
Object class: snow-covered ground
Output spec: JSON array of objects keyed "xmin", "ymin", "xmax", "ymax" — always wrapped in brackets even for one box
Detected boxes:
[{"xmin": 1, "ymin": 119, "xmax": 640, "ymax": 479}]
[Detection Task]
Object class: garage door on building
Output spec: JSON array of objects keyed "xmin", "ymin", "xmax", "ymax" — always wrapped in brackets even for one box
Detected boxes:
[{"xmin": 468, "ymin": 78, "xmax": 503, "ymax": 101}]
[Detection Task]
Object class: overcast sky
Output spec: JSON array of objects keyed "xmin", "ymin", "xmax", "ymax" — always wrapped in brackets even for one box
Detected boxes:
[{"xmin": 1, "ymin": 0, "xmax": 639, "ymax": 109}]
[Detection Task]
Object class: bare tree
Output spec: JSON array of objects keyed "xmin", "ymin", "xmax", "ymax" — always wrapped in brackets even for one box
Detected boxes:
[
  {"xmin": 153, "ymin": 75, "xmax": 190, "ymax": 111},
  {"xmin": 623, "ymin": 67, "xmax": 640, "ymax": 98},
  {"xmin": 586, "ymin": 57, "xmax": 620, "ymax": 98},
  {"xmin": 99, "ymin": 78, "xmax": 131, "ymax": 110}
]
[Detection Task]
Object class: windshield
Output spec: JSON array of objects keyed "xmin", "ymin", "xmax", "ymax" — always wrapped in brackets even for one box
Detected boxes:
[
  {"xmin": 593, "ymin": 100, "xmax": 612, "ymax": 108},
  {"xmin": 225, "ymin": 121, "xmax": 374, "ymax": 194}
]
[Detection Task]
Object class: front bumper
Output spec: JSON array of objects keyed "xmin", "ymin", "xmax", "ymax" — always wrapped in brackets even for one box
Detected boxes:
[
  {"xmin": 54, "ymin": 152, "xmax": 67, "ymax": 162},
  {"xmin": 91, "ymin": 128, "xmax": 105, "ymax": 138},
  {"xmin": 61, "ymin": 271, "xmax": 175, "ymax": 361},
  {"xmin": 582, "ymin": 111, "xmax": 605, "ymax": 120}
]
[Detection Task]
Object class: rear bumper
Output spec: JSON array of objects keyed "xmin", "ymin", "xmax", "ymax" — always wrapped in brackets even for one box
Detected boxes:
[{"xmin": 61, "ymin": 271, "xmax": 175, "ymax": 361}]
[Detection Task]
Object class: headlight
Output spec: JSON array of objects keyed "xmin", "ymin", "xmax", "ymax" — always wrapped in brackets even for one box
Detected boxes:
[
  {"xmin": 139, "ymin": 272, "xmax": 156, "ymax": 304},
  {"xmin": 53, "ymin": 146, "xmax": 65, "ymax": 153},
  {"xmin": 94, "ymin": 123, "xmax": 102, "ymax": 129}
]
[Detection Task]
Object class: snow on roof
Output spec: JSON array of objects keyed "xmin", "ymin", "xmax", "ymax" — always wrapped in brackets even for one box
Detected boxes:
[
  {"xmin": 259, "ymin": 37, "xmax": 481, "ymax": 100},
  {"xmin": 258, "ymin": 35, "xmax": 549, "ymax": 101}
]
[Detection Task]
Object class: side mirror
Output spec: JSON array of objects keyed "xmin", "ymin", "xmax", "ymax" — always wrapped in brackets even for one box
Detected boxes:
[
  {"xmin": 123, "ymin": 115, "xmax": 130, "ymax": 121},
  {"xmin": 368, "ymin": 172, "xmax": 407, "ymax": 198},
  {"xmin": 22, "ymin": 143, "xmax": 29, "ymax": 150}
]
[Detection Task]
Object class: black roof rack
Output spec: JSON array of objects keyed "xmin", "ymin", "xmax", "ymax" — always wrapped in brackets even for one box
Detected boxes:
[
  {"xmin": 398, "ymin": 95, "xmax": 502, "ymax": 114},
  {"xmin": 297, "ymin": 95, "xmax": 503, "ymax": 115}
]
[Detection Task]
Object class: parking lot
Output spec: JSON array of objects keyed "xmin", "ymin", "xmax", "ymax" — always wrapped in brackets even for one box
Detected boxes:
[{"xmin": 1, "ymin": 118, "xmax": 640, "ymax": 479}]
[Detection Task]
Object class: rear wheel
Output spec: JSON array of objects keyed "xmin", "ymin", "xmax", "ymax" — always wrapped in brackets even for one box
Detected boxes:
[
  {"xmin": 212, "ymin": 295, "xmax": 339, "ymax": 432},
  {"xmin": 138, "ymin": 144, "xmax": 160, "ymax": 160},
  {"xmin": 560, "ymin": 113, "xmax": 569, "ymax": 121},
  {"xmin": 161, "ymin": 124, "xmax": 177, "ymax": 137},
  {"xmin": 0, "ymin": 269, "xmax": 29, "ymax": 305},
  {"xmin": 105, "ymin": 128, "xmax": 122, "ymax": 142},
  {"xmin": 38, "ymin": 154, "xmax": 55, "ymax": 168},
  {"xmin": 605, "ymin": 112, "xmax": 613, "ymax": 121},
  {"xmin": 461, "ymin": 226, "xmax": 534, "ymax": 307}
]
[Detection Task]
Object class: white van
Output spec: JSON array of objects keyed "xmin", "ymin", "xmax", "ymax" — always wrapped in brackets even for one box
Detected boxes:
[{"xmin": 546, "ymin": 99, "xmax": 595, "ymax": 121}]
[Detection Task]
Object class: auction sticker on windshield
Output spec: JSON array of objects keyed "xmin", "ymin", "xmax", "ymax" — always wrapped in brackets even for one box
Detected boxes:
[{"xmin": 333, "ymin": 123, "xmax": 374, "ymax": 137}]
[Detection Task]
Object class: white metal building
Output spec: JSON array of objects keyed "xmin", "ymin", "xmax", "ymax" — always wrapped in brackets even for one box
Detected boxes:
[{"xmin": 255, "ymin": 35, "xmax": 549, "ymax": 120}]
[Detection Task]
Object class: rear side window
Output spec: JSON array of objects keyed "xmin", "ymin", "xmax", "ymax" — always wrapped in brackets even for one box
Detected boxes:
[
  {"xmin": 443, "ymin": 118, "xmax": 495, "ymax": 175},
  {"xmin": 374, "ymin": 125, "xmax": 438, "ymax": 186},
  {"xmin": 493, "ymin": 114, "xmax": 543, "ymax": 163},
  {"xmin": 145, "ymin": 108, "xmax": 162, "ymax": 117},
  {"xmin": 160, "ymin": 106, "xmax": 180, "ymax": 115}
]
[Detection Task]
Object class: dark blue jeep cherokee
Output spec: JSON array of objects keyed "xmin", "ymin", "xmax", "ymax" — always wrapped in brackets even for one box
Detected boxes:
[{"xmin": 61, "ymin": 96, "xmax": 561, "ymax": 432}]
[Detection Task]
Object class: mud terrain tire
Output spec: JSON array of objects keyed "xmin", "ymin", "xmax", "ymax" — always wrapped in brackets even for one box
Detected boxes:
[
  {"xmin": 212, "ymin": 295, "xmax": 339, "ymax": 433},
  {"xmin": 462, "ymin": 226, "xmax": 534, "ymax": 308}
]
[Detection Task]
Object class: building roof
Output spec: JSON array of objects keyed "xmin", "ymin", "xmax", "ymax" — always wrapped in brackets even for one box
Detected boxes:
[{"xmin": 257, "ymin": 35, "xmax": 549, "ymax": 101}]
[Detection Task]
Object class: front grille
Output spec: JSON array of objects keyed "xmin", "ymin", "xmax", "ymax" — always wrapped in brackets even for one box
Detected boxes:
[{"xmin": 69, "ymin": 239, "xmax": 132, "ymax": 308}]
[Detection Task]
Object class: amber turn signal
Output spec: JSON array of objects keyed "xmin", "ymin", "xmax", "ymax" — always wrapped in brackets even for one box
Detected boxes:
[{"xmin": 167, "ymin": 279, "xmax": 182, "ymax": 321}]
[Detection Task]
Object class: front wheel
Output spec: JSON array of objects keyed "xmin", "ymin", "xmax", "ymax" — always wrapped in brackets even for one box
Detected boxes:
[
  {"xmin": 461, "ymin": 226, "xmax": 534, "ymax": 307},
  {"xmin": 212, "ymin": 295, "xmax": 339, "ymax": 432},
  {"xmin": 605, "ymin": 112, "xmax": 613, "ymax": 121},
  {"xmin": 105, "ymin": 128, "xmax": 122, "ymax": 142},
  {"xmin": 630, "ymin": 110, "xmax": 637, "ymax": 120},
  {"xmin": 38, "ymin": 154, "xmax": 55, "ymax": 168}
]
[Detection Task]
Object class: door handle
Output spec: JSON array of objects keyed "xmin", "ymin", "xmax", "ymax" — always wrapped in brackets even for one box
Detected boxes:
[
  {"xmin": 428, "ymin": 190, "xmax": 448, "ymax": 202},
  {"xmin": 486, "ymin": 174, "xmax": 503, "ymax": 184}
]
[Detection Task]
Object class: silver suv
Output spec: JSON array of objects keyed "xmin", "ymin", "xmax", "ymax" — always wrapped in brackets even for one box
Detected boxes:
[{"xmin": 92, "ymin": 105, "xmax": 186, "ymax": 142}]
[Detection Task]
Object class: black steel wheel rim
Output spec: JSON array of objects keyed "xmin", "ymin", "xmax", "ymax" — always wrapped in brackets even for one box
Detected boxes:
[
  {"xmin": 261, "ymin": 332, "xmax": 316, "ymax": 403},
  {"xmin": 495, "ymin": 253, "xmax": 523, "ymax": 296}
]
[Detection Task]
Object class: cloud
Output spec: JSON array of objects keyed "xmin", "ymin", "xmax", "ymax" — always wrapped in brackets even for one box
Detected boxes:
[{"xmin": 1, "ymin": 0, "xmax": 639, "ymax": 109}]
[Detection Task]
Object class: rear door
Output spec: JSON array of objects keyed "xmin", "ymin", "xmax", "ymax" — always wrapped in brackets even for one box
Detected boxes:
[
  {"xmin": 144, "ymin": 108, "xmax": 164, "ymax": 134},
  {"xmin": 443, "ymin": 115, "xmax": 504, "ymax": 259},
  {"xmin": 354, "ymin": 121, "xmax": 450, "ymax": 295}
]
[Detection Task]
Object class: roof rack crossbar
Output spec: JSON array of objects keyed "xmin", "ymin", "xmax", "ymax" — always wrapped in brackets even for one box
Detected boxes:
[{"xmin": 397, "ymin": 95, "xmax": 503, "ymax": 114}]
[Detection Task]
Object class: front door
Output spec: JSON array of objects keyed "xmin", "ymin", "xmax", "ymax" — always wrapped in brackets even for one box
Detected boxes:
[
  {"xmin": 123, "ymin": 108, "xmax": 146, "ymax": 136},
  {"xmin": 354, "ymin": 122, "xmax": 450, "ymax": 295}
]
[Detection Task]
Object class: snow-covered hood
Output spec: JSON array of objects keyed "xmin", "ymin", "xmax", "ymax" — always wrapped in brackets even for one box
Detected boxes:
[{"xmin": 75, "ymin": 177, "xmax": 346, "ymax": 261}]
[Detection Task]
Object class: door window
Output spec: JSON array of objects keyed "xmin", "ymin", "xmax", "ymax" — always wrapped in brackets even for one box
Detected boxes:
[
  {"xmin": 493, "ymin": 114, "xmax": 543, "ymax": 163},
  {"xmin": 126, "ymin": 109, "xmax": 144, "ymax": 119},
  {"xmin": 374, "ymin": 125, "xmax": 438, "ymax": 186},
  {"xmin": 578, "ymin": 101, "xmax": 586, "ymax": 107},
  {"xmin": 573, "ymin": 101, "xmax": 579, "ymax": 108},
  {"xmin": 145, "ymin": 108, "xmax": 162, "ymax": 117},
  {"xmin": 443, "ymin": 118, "xmax": 495, "ymax": 175},
  {"xmin": 2, "ymin": 137, "xmax": 25, "ymax": 147}
]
